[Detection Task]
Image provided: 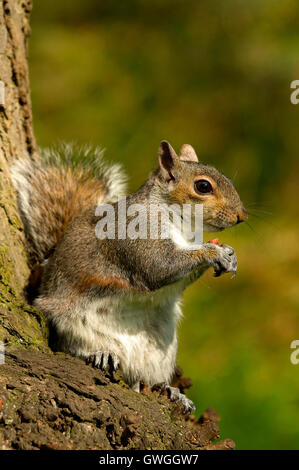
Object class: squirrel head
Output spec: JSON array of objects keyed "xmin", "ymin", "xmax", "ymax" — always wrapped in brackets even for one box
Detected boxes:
[{"xmin": 157, "ymin": 140, "xmax": 248, "ymax": 232}]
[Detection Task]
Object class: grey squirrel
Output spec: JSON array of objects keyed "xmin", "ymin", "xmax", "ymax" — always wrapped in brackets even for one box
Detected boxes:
[{"xmin": 11, "ymin": 141, "xmax": 247, "ymax": 412}]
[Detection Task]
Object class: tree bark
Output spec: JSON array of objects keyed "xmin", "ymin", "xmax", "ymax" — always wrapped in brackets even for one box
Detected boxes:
[
  {"xmin": 0, "ymin": 0, "xmax": 235, "ymax": 450},
  {"xmin": 0, "ymin": 0, "xmax": 48, "ymax": 349}
]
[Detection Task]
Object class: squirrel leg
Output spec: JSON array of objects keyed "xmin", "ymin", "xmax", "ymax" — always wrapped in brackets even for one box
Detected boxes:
[
  {"xmin": 87, "ymin": 351, "xmax": 119, "ymax": 371},
  {"xmin": 162, "ymin": 385, "xmax": 195, "ymax": 413}
]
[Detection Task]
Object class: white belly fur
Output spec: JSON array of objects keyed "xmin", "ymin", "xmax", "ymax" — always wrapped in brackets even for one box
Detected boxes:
[{"xmin": 46, "ymin": 280, "xmax": 186, "ymax": 387}]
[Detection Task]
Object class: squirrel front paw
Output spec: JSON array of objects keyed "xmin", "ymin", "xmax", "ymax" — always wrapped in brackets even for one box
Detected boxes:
[
  {"xmin": 203, "ymin": 243, "xmax": 237, "ymax": 277},
  {"xmin": 87, "ymin": 351, "xmax": 119, "ymax": 371}
]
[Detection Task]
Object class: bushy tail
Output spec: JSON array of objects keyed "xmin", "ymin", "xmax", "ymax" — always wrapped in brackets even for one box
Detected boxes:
[{"xmin": 11, "ymin": 143, "xmax": 127, "ymax": 262}]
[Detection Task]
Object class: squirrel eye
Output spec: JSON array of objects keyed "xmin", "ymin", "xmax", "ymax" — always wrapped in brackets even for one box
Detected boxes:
[{"xmin": 194, "ymin": 179, "xmax": 213, "ymax": 194}]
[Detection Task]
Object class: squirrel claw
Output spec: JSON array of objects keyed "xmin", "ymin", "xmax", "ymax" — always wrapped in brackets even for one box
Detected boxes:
[
  {"xmin": 88, "ymin": 351, "xmax": 120, "ymax": 372},
  {"xmin": 162, "ymin": 385, "xmax": 195, "ymax": 414}
]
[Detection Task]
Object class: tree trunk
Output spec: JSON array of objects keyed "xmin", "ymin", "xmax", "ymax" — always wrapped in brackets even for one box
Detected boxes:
[
  {"xmin": 0, "ymin": 0, "xmax": 235, "ymax": 450},
  {"xmin": 0, "ymin": 0, "xmax": 48, "ymax": 349}
]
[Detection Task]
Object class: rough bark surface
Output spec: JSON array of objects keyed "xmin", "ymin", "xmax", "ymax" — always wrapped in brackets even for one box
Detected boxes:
[
  {"xmin": 0, "ymin": 1, "xmax": 235, "ymax": 451},
  {"xmin": 0, "ymin": 348, "xmax": 235, "ymax": 450},
  {"xmin": 0, "ymin": 0, "xmax": 48, "ymax": 351}
]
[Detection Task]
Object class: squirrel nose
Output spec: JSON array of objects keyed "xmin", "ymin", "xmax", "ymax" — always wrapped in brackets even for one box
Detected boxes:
[{"xmin": 236, "ymin": 208, "xmax": 248, "ymax": 224}]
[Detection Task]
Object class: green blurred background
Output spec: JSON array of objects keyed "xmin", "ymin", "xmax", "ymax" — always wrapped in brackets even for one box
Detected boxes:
[{"xmin": 29, "ymin": 0, "xmax": 299, "ymax": 449}]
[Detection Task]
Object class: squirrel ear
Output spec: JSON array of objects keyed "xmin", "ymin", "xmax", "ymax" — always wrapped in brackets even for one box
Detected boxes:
[
  {"xmin": 179, "ymin": 144, "xmax": 198, "ymax": 163},
  {"xmin": 158, "ymin": 141, "xmax": 180, "ymax": 183}
]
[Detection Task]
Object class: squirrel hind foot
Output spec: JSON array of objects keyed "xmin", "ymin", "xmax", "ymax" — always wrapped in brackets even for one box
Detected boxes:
[
  {"xmin": 163, "ymin": 385, "xmax": 195, "ymax": 414},
  {"xmin": 86, "ymin": 351, "xmax": 120, "ymax": 372}
]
